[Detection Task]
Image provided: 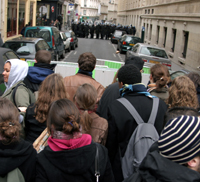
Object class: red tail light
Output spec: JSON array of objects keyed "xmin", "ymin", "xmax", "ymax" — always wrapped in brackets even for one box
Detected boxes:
[
  {"xmin": 70, "ymin": 38, "xmax": 73, "ymax": 42},
  {"xmin": 162, "ymin": 62, "xmax": 171, "ymax": 68},
  {"xmin": 142, "ymin": 59, "xmax": 147, "ymax": 62},
  {"xmin": 113, "ymin": 37, "xmax": 115, "ymax": 39},
  {"xmin": 122, "ymin": 41, "xmax": 126, "ymax": 45},
  {"xmin": 52, "ymin": 36, "xmax": 55, "ymax": 47}
]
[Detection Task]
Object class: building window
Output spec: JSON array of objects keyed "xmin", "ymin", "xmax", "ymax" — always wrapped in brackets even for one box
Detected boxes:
[
  {"xmin": 145, "ymin": 9, "xmax": 147, "ymax": 14},
  {"xmin": 182, "ymin": 31, "xmax": 189, "ymax": 58},
  {"xmin": 171, "ymin": 29, "xmax": 176, "ymax": 52},
  {"xmin": 83, "ymin": 10, "xmax": 86, "ymax": 15},
  {"xmin": 152, "ymin": 9, "xmax": 154, "ymax": 14},
  {"xmin": 156, "ymin": 26, "xmax": 160, "ymax": 44},
  {"xmin": 7, "ymin": 0, "xmax": 17, "ymax": 37},
  {"xmin": 163, "ymin": 27, "xmax": 167, "ymax": 47},
  {"xmin": 146, "ymin": 24, "xmax": 149, "ymax": 39},
  {"xmin": 148, "ymin": 9, "xmax": 150, "ymax": 14},
  {"xmin": 84, "ymin": 0, "xmax": 87, "ymax": 7},
  {"xmin": 29, "ymin": 2, "xmax": 34, "ymax": 26},
  {"xmin": 149, "ymin": 24, "xmax": 152, "ymax": 40}
]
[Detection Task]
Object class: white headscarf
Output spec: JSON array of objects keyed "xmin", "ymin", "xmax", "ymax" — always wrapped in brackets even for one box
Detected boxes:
[{"xmin": 4, "ymin": 59, "xmax": 28, "ymax": 92}]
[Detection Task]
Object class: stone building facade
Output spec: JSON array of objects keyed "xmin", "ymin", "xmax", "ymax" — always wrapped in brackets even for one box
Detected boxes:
[{"xmin": 117, "ymin": 0, "xmax": 200, "ymax": 72}]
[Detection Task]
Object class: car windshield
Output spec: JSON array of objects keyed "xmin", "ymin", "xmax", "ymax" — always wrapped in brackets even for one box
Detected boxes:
[
  {"xmin": 26, "ymin": 29, "xmax": 51, "ymax": 42},
  {"xmin": 65, "ymin": 32, "xmax": 71, "ymax": 38},
  {"xmin": 114, "ymin": 31, "xmax": 122, "ymax": 36},
  {"xmin": 140, "ymin": 47, "xmax": 168, "ymax": 58},
  {"xmin": 4, "ymin": 42, "xmax": 35, "ymax": 55}
]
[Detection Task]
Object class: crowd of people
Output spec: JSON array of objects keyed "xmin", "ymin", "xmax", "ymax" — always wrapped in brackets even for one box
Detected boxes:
[
  {"xmin": 71, "ymin": 21, "xmax": 137, "ymax": 39},
  {"xmin": 0, "ymin": 50, "xmax": 200, "ymax": 182}
]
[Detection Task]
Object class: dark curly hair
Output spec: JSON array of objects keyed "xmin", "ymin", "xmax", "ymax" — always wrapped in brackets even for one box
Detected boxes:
[
  {"xmin": 0, "ymin": 98, "xmax": 21, "ymax": 144},
  {"xmin": 78, "ymin": 52, "xmax": 96, "ymax": 72},
  {"xmin": 118, "ymin": 64, "xmax": 141, "ymax": 84}
]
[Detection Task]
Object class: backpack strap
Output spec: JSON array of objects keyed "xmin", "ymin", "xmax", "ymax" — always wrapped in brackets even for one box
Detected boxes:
[
  {"xmin": 117, "ymin": 97, "xmax": 159, "ymax": 125},
  {"xmin": 147, "ymin": 97, "xmax": 159, "ymax": 125},
  {"xmin": 12, "ymin": 83, "xmax": 31, "ymax": 108},
  {"xmin": 117, "ymin": 97, "xmax": 144, "ymax": 125}
]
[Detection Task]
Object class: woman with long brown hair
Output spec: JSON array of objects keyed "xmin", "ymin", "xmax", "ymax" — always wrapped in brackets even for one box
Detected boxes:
[
  {"xmin": 0, "ymin": 98, "xmax": 36, "ymax": 182},
  {"xmin": 166, "ymin": 75, "xmax": 199, "ymax": 109},
  {"xmin": 36, "ymin": 98, "xmax": 114, "ymax": 182},
  {"xmin": 24, "ymin": 73, "xmax": 67, "ymax": 143},
  {"xmin": 147, "ymin": 64, "xmax": 170, "ymax": 101},
  {"xmin": 74, "ymin": 83, "xmax": 108, "ymax": 145}
]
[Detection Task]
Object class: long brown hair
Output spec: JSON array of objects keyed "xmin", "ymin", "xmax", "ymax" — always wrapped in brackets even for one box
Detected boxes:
[
  {"xmin": 47, "ymin": 99, "xmax": 80, "ymax": 134},
  {"xmin": 35, "ymin": 73, "xmax": 67, "ymax": 123},
  {"xmin": 74, "ymin": 83, "xmax": 97, "ymax": 133},
  {"xmin": 150, "ymin": 64, "xmax": 169, "ymax": 90},
  {"xmin": 0, "ymin": 98, "xmax": 21, "ymax": 144},
  {"xmin": 166, "ymin": 76, "xmax": 199, "ymax": 109}
]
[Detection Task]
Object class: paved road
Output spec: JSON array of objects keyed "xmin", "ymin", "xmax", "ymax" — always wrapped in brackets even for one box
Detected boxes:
[
  {"xmin": 61, "ymin": 37, "xmax": 182, "ymax": 71},
  {"xmin": 62, "ymin": 37, "xmax": 125, "ymax": 63}
]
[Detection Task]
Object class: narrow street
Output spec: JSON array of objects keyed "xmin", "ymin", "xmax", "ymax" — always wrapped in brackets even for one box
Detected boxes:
[{"xmin": 61, "ymin": 37, "xmax": 125, "ymax": 63}]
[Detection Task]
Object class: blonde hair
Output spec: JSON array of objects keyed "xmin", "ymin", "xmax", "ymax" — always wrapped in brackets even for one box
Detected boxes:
[{"xmin": 167, "ymin": 76, "xmax": 199, "ymax": 109}]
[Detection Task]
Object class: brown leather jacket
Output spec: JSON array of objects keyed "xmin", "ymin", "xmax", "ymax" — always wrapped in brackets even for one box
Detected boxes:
[
  {"xmin": 87, "ymin": 112, "xmax": 108, "ymax": 146},
  {"xmin": 64, "ymin": 73, "xmax": 105, "ymax": 102}
]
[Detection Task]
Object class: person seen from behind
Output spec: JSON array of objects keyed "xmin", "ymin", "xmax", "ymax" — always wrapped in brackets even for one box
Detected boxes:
[
  {"xmin": 166, "ymin": 75, "xmax": 199, "ymax": 109},
  {"xmin": 97, "ymin": 56, "xmax": 144, "ymax": 120},
  {"xmin": 23, "ymin": 50, "xmax": 56, "ymax": 96},
  {"xmin": 0, "ymin": 98, "xmax": 36, "ymax": 182},
  {"xmin": 147, "ymin": 64, "xmax": 169, "ymax": 101},
  {"xmin": 74, "ymin": 83, "xmax": 108, "ymax": 145},
  {"xmin": 24, "ymin": 73, "xmax": 67, "ymax": 143},
  {"xmin": 187, "ymin": 72, "xmax": 200, "ymax": 107},
  {"xmin": 124, "ymin": 115, "xmax": 200, "ymax": 182},
  {"xmin": 64, "ymin": 52, "xmax": 105, "ymax": 105},
  {"xmin": 106, "ymin": 64, "xmax": 167, "ymax": 182},
  {"xmin": 36, "ymin": 98, "xmax": 115, "ymax": 182}
]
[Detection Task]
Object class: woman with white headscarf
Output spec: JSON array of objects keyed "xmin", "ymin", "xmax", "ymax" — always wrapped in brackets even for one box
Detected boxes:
[{"xmin": 2, "ymin": 59, "xmax": 36, "ymax": 122}]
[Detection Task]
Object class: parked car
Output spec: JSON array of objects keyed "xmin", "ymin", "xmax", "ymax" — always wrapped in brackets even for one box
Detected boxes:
[
  {"xmin": 110, "ymin": 30, "xmax": 127, "ymax": 44},
  {"xmin": 3, "ymin": 37, "xmax": 54, "ymax": 61},
  {"xmin": 126, "ymin": 43, "xmax": 172, "ymax": 69},
  {"xmin": 117, "ymin": 35, "xmax": 142, "ymax": 54},
  {"xmin": 0, "ymin": 47, "xmax": 21, "ymax": 95},
  {"xmin": 170, "ymin": 69, "xmax": 190, "ymax": 81},
  {"xmin": 24, "ymin": 26, "xmax": 65, "ymax": 61},
  {"xmin": 60, "ymin": 32, "xmax": 71, "ymax": 53},
  {"xmin": 64, "ymin": 31, "xmax": 78, "ymax": 50}
]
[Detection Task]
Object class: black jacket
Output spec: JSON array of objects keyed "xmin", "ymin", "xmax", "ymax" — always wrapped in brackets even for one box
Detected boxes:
[
  {"xmin": 25, "ymin": 103, "xmax": 46, "ymax": 143},
  {"xmin": 97, "ymin": 82, "xmax": 120, "ymax": 120},
  {"xmin": 124, "ymin": 142, "xmax": 200, "ymax": 182},
  {"xmin": 0, "ymin": 139, "xmax": 37, "ymax": 182},
  {"xmin": 36, "ymin": 141, "xmax": 115, "ymax": 182},
  {"xmin": 106, "ymin": 92, "xmax": 167, "ymax": 182}
]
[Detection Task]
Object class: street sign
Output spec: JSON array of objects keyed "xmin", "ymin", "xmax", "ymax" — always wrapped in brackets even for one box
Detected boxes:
[{"xmin": 51, "ymin": 6, "xmax": 54, "ymax": 13}]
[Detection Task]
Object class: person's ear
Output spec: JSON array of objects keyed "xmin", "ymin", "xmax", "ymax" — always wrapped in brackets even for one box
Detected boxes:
[
  {"xmin": 118, "ymin": 81, "xmax": 123, "ymax": 88},
  {"xmin": 187, "ymin": 156, "xmax": 200, "ymax": 172},
  {"xmin": 35, "ymin": 59, "xmax": 37, "ymax": 63}
]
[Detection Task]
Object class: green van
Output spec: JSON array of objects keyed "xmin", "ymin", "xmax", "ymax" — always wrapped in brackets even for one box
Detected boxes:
[{"xmin": 24, "ymin": 26, "xmax": 65, "ymax": 61}]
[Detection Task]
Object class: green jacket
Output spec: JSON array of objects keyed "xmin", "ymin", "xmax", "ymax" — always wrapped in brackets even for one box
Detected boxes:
[{"xmin": 2, "ymin": 80, "xmax": 36, "ymax": 115}]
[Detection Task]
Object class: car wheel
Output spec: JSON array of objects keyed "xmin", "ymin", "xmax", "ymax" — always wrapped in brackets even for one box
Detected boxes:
[
  {"xmin": 61, "ymin": 50, "xmax": 65, "ymax": 59},
  {"xmin": 117, "ymin": 44, "xmax": 119, "ymax": 50},
  {"xmin": 68, "ymin": 45, "xmax": 71, "ymax": 52},
  {"xmin": 120, "ymin": 47, "xmax": 123, "ymax": 54},
  {"xmin": 54, "ymin": 53, "xmax": 59, "ymax": 61},
  {"xmin": 76, "ymin": 42, "xmax": 78, "ymax": 48},
  {"xmin": 111, "ymin": 40, "xmax": 113, "ymax": 44},
  {"xmin": 71, "ymin": 44, "xmax": 75, "ymax": 50}
]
